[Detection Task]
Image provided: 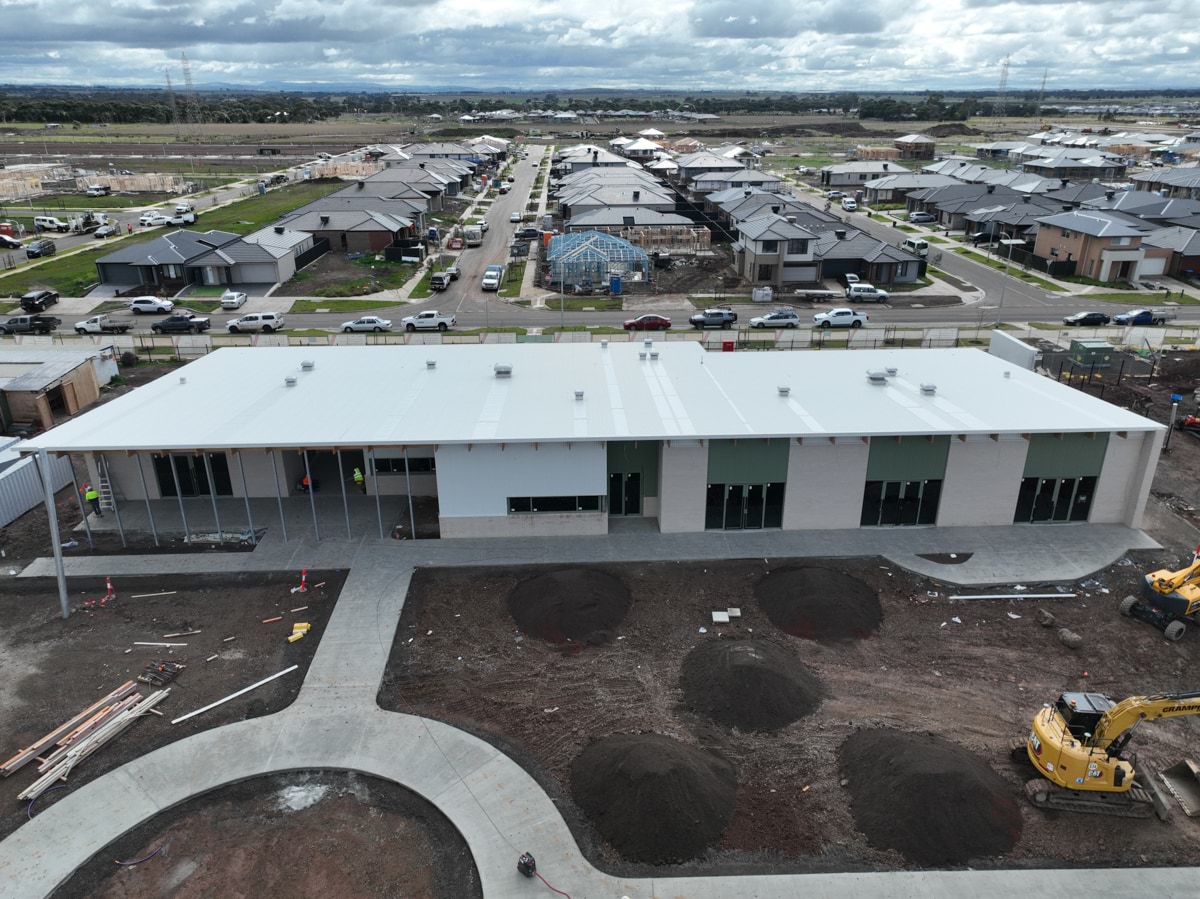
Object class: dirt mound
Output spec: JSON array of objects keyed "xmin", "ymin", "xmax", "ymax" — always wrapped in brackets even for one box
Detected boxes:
[
  {"xmin": 506, "ymin": 568, "xmax": 631, "ymax": 645},
  {"xmin": 925, "ymin": 122, "xmax": 985, "ymax": 138},
  {"xmin": 839, "ymin": 729, "xmax": 1022, "ymax": 866},
  {"xmin": 680, "ymin": 640, "xmax": 825, "ymax": 731},
  {"xmin": 571, "ymin": 734, "xmax": 736, "ymax": 863},
  {"xmin": 754, "ymin": 567, "xmax": 882, "ymax": 641}
]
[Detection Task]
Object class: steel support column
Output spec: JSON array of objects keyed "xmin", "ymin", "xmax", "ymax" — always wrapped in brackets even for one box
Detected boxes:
[
  {"xmin": 67, "ymin": 467, "xmax": 94, "ymax": 550},
  {"xmin": 269, "ymin": 451, "xmax": 288, "ymax": 542},
  {"xmin": 168, "ymin": 455, "xmax": 192, "ymax": 542},
  {"xmin": 200, "ymin": 453, "xmax": 223, "ymax": 540},
  {"xmin": 35, "ymin": 449, "xmax": 69, "ymax": 619},
  {"xmin": 369, "ymin": 447, "xmax": 383, "ymax": 540},
  {"xmin": 336, "ymin": 449, "xmax": 351, "ymax": 540},
  {"xmin": 303, "ymin": 450, "xmax": 320, "ymax": 541},
  {"xmin": 134, "ymin": 454, "xmax": 159, "ymax": 546},
  {"xmin": 404, "ymin": 449, "xmax": 417, "ymax": 541},
  {"xmin": 236, "ymin": 452, "xmax": 256, "ymax": 545}
]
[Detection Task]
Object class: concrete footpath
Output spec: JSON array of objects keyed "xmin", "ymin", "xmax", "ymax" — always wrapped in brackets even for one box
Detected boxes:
[{"xmin": 0, "ymin": 524, "xmax": 1190, "ymax": 899}]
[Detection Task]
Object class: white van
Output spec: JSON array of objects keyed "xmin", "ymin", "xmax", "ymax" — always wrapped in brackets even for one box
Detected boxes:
[
  {"xmin": 841, "ymin": 197, "xmax": 858, "ymax": 212},
  {"xmin": 85, "ymin": 185, "xmax": 110, "ymax": 197},
  {"xmin": 174, "ymin": 201, "xmax": 195, "ymax": 215},
  {"xmin": 33, "ymin": 215, "xmax": 70, "ymax": 232},
  {"xmin": 901, "ymin": 237, "xmax": 929, "ymax": 257}
]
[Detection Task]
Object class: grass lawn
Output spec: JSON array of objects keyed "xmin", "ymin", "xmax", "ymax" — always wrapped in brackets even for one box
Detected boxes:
[
  {"xmin": 992, "ymin": 322, "xmax": 1021, "ymax": 331},
  {"xmin": 953, "ymin": 249, "xmax": 1065, "ymax": 292},
  {"xmin": 543, "ymin": 326, "xmax": 628, "ymax": 335},
  {"xmin": 1080, "ymin": 291, "xmax": 1200, "ymax": 306},
  {"xmin": 22, "ymin": 194, "xmax": 171, "ymax": 211},
  {"xmin": 0, "ymin": 245, "xmax": 115, "ymax": 297},
  {"xmin": 407, "ymin": 269, "xmax": 434, "ymax": 299},
  {"xmin": 1027, "ymin": 322, "xmax": 1074, "ymax": 330},
  {"xmin": 689, "ymin": 295, "xmax": 753, "ymax": 308},
  {"xmin": 498, "ymin": 261, "xmax": 526, "ymax": 298},
  {"xmin": 453, "ymin": 327, "xmax": 528, "ymax": 336},
  {"xmin": 545, "ymin": 296, "xmax": 624, "ymax": 311},
  {"xmin": 894, "ymin": 224, "xmax": 917, "ymax": 233},
  {"xmin": 290, "ymin": 299, "xmax": 401, "ymax": 313},
  {"xmin": 926, "ymin": 236, "xmax": 950, "ymax": 244},
  {"xmin": 196, "ymin": 181, "xmax": 345, "ymax": 235},
  {"xmin": 187, "ymin": 286, "xmax": 228, "ymax": 297},
  {"xmin": 928, "ymin": 267, "xmax": 973, "ymax": 291},
  {"xmin": 886, "ymin": 276, "xmax": 933, "ymax": 293}
]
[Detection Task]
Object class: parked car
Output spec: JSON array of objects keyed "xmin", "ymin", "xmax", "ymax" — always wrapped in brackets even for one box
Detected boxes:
[
  {"xmin": 444, "ymin": 265, "xmax": 461, "ymax": 281},
  {"xmin": 813, "ymin": 307, "xmax": 868, "ymax": 329},
  {"xmin": 507, "ymin": 175, "xmax": 516, "ymax": 183},
  {"xmin": 33, "ymin": 216, "xmax": 69, "ymax": 233},
  {"xmin": 129, "ymin": 296, "xmax": 175, "ymax": 314},
  {"xmin": 623, "ymin": 314, "xmax": 671, "ymax": 331},
  {"xmin": 907, "ymin": 212, "xmax": 937, "ymax": 224},
  {"xmin": 151, "ymin": 313, "xmax": 210, "ymax": 334},
  {"xmin": 430, "ymin": 271, "xmax": 453, "ymax": 291},
  {"xmin": 514, "ymin": 228, "xmax": 541, "ymax": 240},
  {"xmin": 25, "ymin": 238, "xmax": 56, "ymax": 259},
  {"xmin": 1112, "ymin": 308, "xmax": 1176, "ymax": 326},
  {"xmin": 481, "ymin": 264, "xmax": 505, "ymax": 291},
  {"xmin": 138, "ymin": 212, "xmax": 171, "ymax": 227},
  {"xmin": 93, "ymin": 224, "xmax": 120, "ymax": 239},
  {"xmin": 509, "ymin": 212, "xmax": 522, "ymax": 223},
  {"xmin": 846, "ymin": 283, "xmax": 890, "ymax": 303},
  {"xmin": 689, "ymin": 308, "xmax": 738, "ymax": 329},
  {"xmin": 75, "ymin": 314, "xmax": 133, "ymax": 335},
  {"xmin": 226, "ymin": 312, "xmax": 284, "ymax": 333},
  {"xmin": 20, "ymin": 289, "xmax": 59, "ymax": 312},
  {"xmin": 341, "ymin": 316, "xmax": 392, "ymax": 333},
  {"xmin": 401, "ymin": 310, "xmax": 456, "ymax": 332},
  {"xmin": 1062, "ymin": 311, "xmax": 1112, "ymax": 327},
  {"xmin": 0, "ymin": 233, "xmax": 22, "ymax": 250},
  {"xmin": 826, "ymin": 190, "xmax": 844, "ymax": 200},
  {"xmin": 841, "ymin": 198, "xmax": 858, "ymax": 212},
  {"xmin": 749, "ymin": 308, "xmax": 801, "ymax": 329},
  {"xmin": 0, "ymin": 314, "xmax": 61, "ymax": 335},
  {"xmin": 220, "ymin": 290, "xmax": 248, "ymax": 310},
  {"xmin": 835, "ymin": 273, "xmax": 861, "ymax": 289}
]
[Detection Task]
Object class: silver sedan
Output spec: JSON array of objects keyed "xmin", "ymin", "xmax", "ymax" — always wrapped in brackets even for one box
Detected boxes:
[{"xmin": 340, "ymin": 316, "xmax": 393, "ymax": 333}]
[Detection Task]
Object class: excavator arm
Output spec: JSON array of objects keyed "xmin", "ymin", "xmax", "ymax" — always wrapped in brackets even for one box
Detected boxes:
[
  {"xmin": 1092, "ymin": 692, "xmax": 1200, "ymax": 750},
  {"xmin": 1147, "ymin": 558, "xmax": 1200, "ymax": 596}
]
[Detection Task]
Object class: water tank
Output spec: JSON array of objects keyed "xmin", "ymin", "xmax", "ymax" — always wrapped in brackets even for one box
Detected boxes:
[{"xmin": 752, "ymin": 286, "xmax": 774, "ymax": 304}]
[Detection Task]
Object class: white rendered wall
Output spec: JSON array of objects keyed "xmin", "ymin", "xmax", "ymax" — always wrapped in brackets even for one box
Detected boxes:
[
  {"xmin": 1092, "ymin": 430, "xmax": 1162, "ymax": 526},
  {"xmin": 782, "ymin": 438, "xmax": 869, "ymax": 530},
  {"xmin": 435, "ymin": 442, "xmax": 606, "ymax": 518},
  {"xmin": 937, "ymin": 435, "xmax": 1028, "ymax": 526},
  {"xmin": 658, "ymin": 440, "xmax": 707, "ymax": 533},
  {"xmin": 102, "ymin": 452, "xmax": 153, "ymax": 501}
]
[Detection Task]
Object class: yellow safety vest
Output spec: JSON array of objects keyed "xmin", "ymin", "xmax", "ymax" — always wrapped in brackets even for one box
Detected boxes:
[
  {"xmin": 353, "ymin": 468, "xmax": 364, "ymax": 483},
  {"xmin": 85, "ymin": 488, "xmax": 99, "ymax": 501}
]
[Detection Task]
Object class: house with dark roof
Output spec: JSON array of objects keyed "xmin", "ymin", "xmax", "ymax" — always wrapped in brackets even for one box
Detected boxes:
[
  {"xmin": 690, "ymin": 168, "xmax": 784, "ymax": 195},
  {"xmin": 819, "ymin": 161, "xmax": 900, "ymax": 188},
  {"xmin": 1132, "ymin": 167, "xmax": 1200, "ymax": 200},
  {"xmin": 94, "ymin": 230, "xmax": 241, "ymax": 291},
  {"xmin": 186, "ymin": 226, "xmax": 318, "ymax": 290},
  {"xmin": 1033, "ymin": 211, "xmax": 1146, "ymax": 281},
  {"xmin": 272, "ymin": 210, "xmax": 414, "ymax": 254},
  {"xmin": 813, "ymin": 229, "xmax": 922, "ymax": 286},
  {"xmin": 1140, "ymin": 227, "xmax": 1200, "ymax": 278},
  {"xmin": 863, "ymin": 173, "xmax": 959, "ymax": 204},
  {"xmin": 733, "ymin": 213, "xmax": 819, "ymax": 285}
]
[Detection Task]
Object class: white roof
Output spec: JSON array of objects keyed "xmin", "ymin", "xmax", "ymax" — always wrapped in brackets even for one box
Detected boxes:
[{"xmin": 23, "ymin": 344, "xmax": 1160, "ymax": 454}]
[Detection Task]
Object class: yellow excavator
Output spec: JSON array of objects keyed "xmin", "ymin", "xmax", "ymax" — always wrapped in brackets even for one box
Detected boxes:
[
  {"xmin": 1018, "ymin": 690, "xmax": 1200, "ymax": 819},
  {"xmin": 1120, "ymin": 554, "xmax": 1200, "ymax": 641}
]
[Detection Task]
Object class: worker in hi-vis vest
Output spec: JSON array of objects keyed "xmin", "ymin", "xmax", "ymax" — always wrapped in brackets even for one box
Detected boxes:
[
  {"xmin": 83, "ymin": 484, "xmax": 102, "ymax": 517},
  {"xmin": 353, "ymin": 467, "xmax": 365, "ymax": 494}
]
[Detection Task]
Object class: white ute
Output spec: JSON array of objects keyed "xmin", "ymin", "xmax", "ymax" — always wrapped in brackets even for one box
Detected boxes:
[
  {"xmin": 401, "ymin": 310, "xmax": 456, "ymax": 332},
  {"xmin": 813, "ymin": 307, "xmax": 868, "ymax": 329}
]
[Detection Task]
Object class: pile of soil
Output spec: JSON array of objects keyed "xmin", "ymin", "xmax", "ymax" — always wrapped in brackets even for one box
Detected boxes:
[
  {"xmin": 680, "ymin": 640, "xmax": 825, "ymax": 731},
  {"xmin": 571, "ymin": 734, "xmax": 736, "ymax": 863},
  {"xmin": 506, "ymin": 568, "xmax": 631, "ymax": 644},
  {"xmin": 924, "ymin": 123, "xmax": 985, "ymax": 138},
  {"xmin": 839, "ymin": 729, "xmax": 1022, "ymax": 866},
  {"xmin": 754, "ymin": 567, "xmax": 882, "ymax": 641}
]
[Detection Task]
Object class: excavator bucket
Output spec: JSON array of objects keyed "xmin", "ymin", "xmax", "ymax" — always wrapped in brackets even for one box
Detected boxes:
[{"xmin": 1161, "ymin": 759, "xmax": 1200, "ymax": 817}]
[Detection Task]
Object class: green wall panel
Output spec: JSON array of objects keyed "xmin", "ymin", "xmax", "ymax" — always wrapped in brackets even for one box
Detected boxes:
[
  {"xmin": 866, "ymin": 435, "xmax": 951, "ymax": 481},
  {"xmin": 607, "ymin": 441, "xmax": 659, "ymax": 497},
  {"xmin": 707, "ymin": 439, "xmax": 789, "ymax": 484},
  {"xmin": 1023, "ymin": 433, "xmax": 1109, "ymax": 478}
]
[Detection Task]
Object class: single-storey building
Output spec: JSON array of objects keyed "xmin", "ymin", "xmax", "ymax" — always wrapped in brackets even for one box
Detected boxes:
[
  {"xmin": 820, "ymin": 161, "xmax": 900, "ymax": 188},
  {"xmin": 270, "ymin": 210, "xmax": 412, "ymax": 254},
  {"xmin": 186, "ymin": 226, "xmax": 318, "ymax": 290},
  {"xmin": 94, "ymin": 230, "xmax": 241, "ymax": 292},
  {"xmin": 813, "ymin": 229, "xmax": 923, "ymax": 286},
  {"xmin": 0, "ymin": 346, "xmax": 117, "ymax": 432},
  {"xmin": 1140, "ymin": 227, "xmax": 1200, "ymax": 278},
  {"xmin": 22, "ymin": 343, "xmax": 1163, "ymax": 542}
]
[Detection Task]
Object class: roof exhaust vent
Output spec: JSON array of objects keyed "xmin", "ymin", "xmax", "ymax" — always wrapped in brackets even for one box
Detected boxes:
[
  {"xmin": 885, "ymin": 366, "xmax": 898, "ymax": 376},
  {"xmin": 866, "ymin": 370, "xmax": 888, "ymax": 384},
  {"xmin": 644, "ymin": 339, "xmax": 653, "ymax": 348},
  {"xmin": 638, "ymin": 350, "xmax": 647, "ymax": 360},
  {"xmin": 1004, "ymin": 370, "xmax": 1012, "ymax": 379},
  {"xmin": 301, "ymin": 360, "xmax": 315, "ymax": 371},
  {"xmin": 284, "ymin": 376, "xmax": 298, "ymax": 387},
  {"xmin": 575, "ymin": 389, "xmax": 584, "ymax": 401},
  {"xmin": 778, "ymin": 385, "xmax": 791, "ymax": 397},
  {"xmin": 600, "ymin": 339, "xmax": 608, "ymax": 349},
  {"xmin": 274, "ymin": 225, "xmax": 285, "ymax": 234},
  {"xmin": 649, "ymin": 350, "xmax": 659, "ymax": 360},
  {"xmin": 319, "ymin": 215, "xmax": 330, "ymax": 225},
  {"xmin": 426, "ymin": 359, "xmax": 437, "ymax": 369},
  {"xmin": 494, "ymin": 363, "xmax": 512, "ymax": 378},
  {"xmin": 179, "ymin": 376, "xmax": 187, "ymax": 385},
  {"xmin": 920, "ymin": 383, "xmax": 937, "ymax": 395}
]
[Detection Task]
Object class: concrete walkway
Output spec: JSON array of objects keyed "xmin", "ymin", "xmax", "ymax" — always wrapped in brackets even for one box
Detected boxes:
[{"xmin": 0, "ymin": 522, "xmax": 1183, "ymax": 899}]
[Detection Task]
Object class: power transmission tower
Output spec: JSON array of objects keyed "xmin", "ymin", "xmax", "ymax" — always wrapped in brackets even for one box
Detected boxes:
[
  {"xmin": 1038, "ymin": 67, "xmax": 1048, "ymax": 112},
  {"xmin": 180, "ymin": 52, "xmax": 203, "ymax": 138},
  {"xmin": 992, "ymin": 54, "xmax": 1010, "ymax": 120},
  {"xmin": 164, "ymin": 69, "xmax": 182, "ymax": 140}
]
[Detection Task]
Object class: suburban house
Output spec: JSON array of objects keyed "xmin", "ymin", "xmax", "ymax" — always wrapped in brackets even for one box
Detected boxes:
[
  {"xmin": 1033, "ymin": 210, "xmax": 1146, "ymax": 281},
  {"xmin": 1140, "ymin": 227, "xmax": 1200, "ymax": 278},
  {"xmin": 564, "ymin": 209, "xmax": 711, "ymax": 253},
  {"xmin": 732, "ymin": 213, "xmax": 818, "ymax": 286},
  {"xmin": 556, "ymin": 183, "xmax": 676, "ymax": 221},
  {"xmin": 398, "ymin": 142, "xmax": 481, "ymax": 162},
  {"xmin": 186, "ymin": 226, "xmax": 319, "ymax": 291},
  {"xmin": 1082, "ymin": 191, "xmax": 1200, "ymax": 225},
  {"xmin": 690, "ymin": 169, "xmax": 784, "ymax": 195},
  {"xmin": 94, "ymin": 230, "xmax": 240, "ymax": 292},
  {"xmin": 673, "ymin": 151, "xmax": 747, "ymax": 183},
  {"xmin": 553, "ymin": 146, "xmax": 632, "ymax": 173},
  {"xmin": 960, "ymin": 197, "xmax": 1062, "ymax": 243},
  {"xmin": 708, "ymin": 189, "xmax": 834, "ymax": 235},
  {"xmin": 1020, "ymin": 155, "xmax": 1128, "ymax": 181},
  {"xmin": 819, "ymin": 161, "xmax": 899, "ymax": 188},
  {"xmin": 813, "ymin": 229, "xmax": 922, "ymax": 286},
  {"xmin": 543, "ymin": 231, "xmax": 650, "ymax": 287},
  {"xmin": 862, "ymin": 173, "xmax": 959, "ymax": 205},
  {"xmin": 24, "ymin": 344, "xmax": 1162, "ymax": 540},
  {"xmin": 1131, "ymin": 167, "xmax": 1200, "ymax": 200},
  {"xmin": 280, "ymin": 210, "xmax": 417, "ymax": 254},
  {"xmin": 894, "ymin": 134, "xmax": 936, "ymax": 160},
  {"xmin": 619, "ymin": 138, "xmax": 666, "ymax": 161},
  {"xmin": 1041, "ymin": 182, "xmax": 1112, "ymax": 208}
]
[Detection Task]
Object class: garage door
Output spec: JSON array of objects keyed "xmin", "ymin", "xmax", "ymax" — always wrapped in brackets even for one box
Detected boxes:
[
  {"xmin": 782, "ymin": 264, "xmax": 818, "ymax": 283},
  {"xmin": 1140, "ymin": 256, "xmax": 1167, "ymax": 277}
]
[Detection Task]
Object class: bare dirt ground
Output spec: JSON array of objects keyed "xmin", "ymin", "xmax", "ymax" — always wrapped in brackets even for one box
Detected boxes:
[
  {"xmin": 53, "ymin": 771, "xmax": 481, "ymax": 899},
  {"xmin": 379, "ymin": 555, "xmax": 1200, "ymax": 876},
  {"xmin": 0, "ymin": 570, "xmax": 346, "ymax": 842}
]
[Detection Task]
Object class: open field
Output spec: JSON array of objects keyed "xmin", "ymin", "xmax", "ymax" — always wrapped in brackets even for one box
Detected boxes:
[
  {"xmin": 194, "ymin": 180, "xmax": 344, "ymax": 235},
  {"xmin": 0, "ymin": 244, "xmax": 113, "ymax": 297}
]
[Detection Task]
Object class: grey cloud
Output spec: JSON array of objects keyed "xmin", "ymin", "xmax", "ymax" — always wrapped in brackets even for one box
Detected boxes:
[{"xmin": 690, "ymin": 0, "xmax": 801, "ymax": 38}]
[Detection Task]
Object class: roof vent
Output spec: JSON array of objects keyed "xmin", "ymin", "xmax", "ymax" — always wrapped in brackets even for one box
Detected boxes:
[
  {"xmin": 575, "ymin": 389, "xmax": 584, "ymax": 400},
  {"xmin": 778, "ymin": 385, "xmax": 791, "ymax": 396},
  {"xmin": 643, "ymin": 339, "xmax": 653, "ymax": 348},
  {"xmin": 274, "ymin": 225, "xmax": 285, "ymax": 234},
  {"xmin": 920, "ymin": 383, "xmax": 937, "ymax": 395},
  {"xmin": 600, "ymin": 339, "xmax": 608, "ymax": 349},
  {"xmin": 426, "ymin": 359, "xmax": 437, "ymax": 368},
  {"xmin": 649, "ymin": 350, "xmax": 659, "ymax": 360},
  {"xmin": 179, "ymin": 376, "xmax": 187, "ymax": 385},
  {"xmin": 1004, "ymin": 370, "xmax": 1012, "ymax": 379},
  {"xmin": 885, "ymin": 366, "xmax": 898, "ymax": 375},
  {"xmin": 301, "ymin": 359, "xmax": 315, "ymax": 371},
  {"xmin": 494, "ymin": 363, "xmax": 512, "ymax": 378},
  {"xmin": 319, "ymin": 215, "xmax": 330, "ymax": 225},
  {"xmin": 285, "ymin": 376, "xmax": 298, "ymax": 387},
  {"xmin": 356, "ymin": 181, "xmax": 365, "ymax": 190},
  {"xmin": 639, "ymin": 350, "xmax": 647, "ymax": 360},
  {"xmin": 866, "ymin": 370, "xmax": 888, "ymax": 384},
  {"xmin": 834, "ymin": 229, "xmax": 847, "ymax": 240}
]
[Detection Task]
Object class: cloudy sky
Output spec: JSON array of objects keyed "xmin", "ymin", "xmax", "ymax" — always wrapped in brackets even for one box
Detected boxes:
[{"xmin": 0, "ymin": 0, "xmax": 1195, "ymax": 91}]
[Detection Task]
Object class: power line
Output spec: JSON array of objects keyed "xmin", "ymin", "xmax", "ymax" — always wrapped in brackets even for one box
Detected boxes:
[{"xmin": 992, "ymin": 54, "xmax": 1010, "ymax": 120}]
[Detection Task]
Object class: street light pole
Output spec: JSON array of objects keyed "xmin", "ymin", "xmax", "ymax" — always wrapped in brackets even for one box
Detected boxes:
[{"xmin": 996, "ymin": 233, "xmax": 1017, "ymax": 327}]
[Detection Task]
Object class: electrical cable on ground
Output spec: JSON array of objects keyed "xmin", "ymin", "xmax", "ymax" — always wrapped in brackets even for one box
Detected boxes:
[
  {"xmin": 26, "ymin": 784, "xmax": 67, "ymax": 819},
  {"xmin": 114, "ymin": 844, "xmax": 164, "ymax": 866},
  {"xmin": 535, "ymin": 871, "xmax": 573, "ymax": 898}
]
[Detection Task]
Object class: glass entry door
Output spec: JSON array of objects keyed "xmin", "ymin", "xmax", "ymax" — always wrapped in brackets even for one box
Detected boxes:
[
  {"xmin": 608, "ymin": 472, "xmax": 641, "ymax": 516},
  {"xmin": 706, "ymin": 483, "xmax": 784, "ymax": 530},
  {"xmin": 153, "ymin": 453, "xmax": 233, "ymax": 498}
]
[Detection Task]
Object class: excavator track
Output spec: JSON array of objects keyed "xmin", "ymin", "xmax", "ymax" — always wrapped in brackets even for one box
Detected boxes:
[{"xmin": 1023, "ymin": 778, "xmax": 1162, "ymax": 819}]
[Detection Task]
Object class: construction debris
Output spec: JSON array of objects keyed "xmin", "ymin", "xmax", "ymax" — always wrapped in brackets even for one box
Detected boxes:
[
  {"xmin": 1058, "ymin": 628, "xmax": 1085, "ymax": 650},
  {"xmin": 205, "ymin": 654, "xmax": 219, "ymax": 662},
  {"xmin": 133, "ymin": 642, "xmax": 187, "ymax": 647},
  {"xmin": 170, "ymin": 665, "xmax": 299, "ymax": 725},
  {"xmin": 130, "ymin": 592, "xmax": 177, "ymax": 600},
  {"xmin": 162, "ymin": 630, "xmax": 201, "ymax": 639},
  {"xmin": 1, "ymin": 681, "xmax": 138, "ymax": 776},
  {"xmin": 290, "ymin": 606, "xmax": 308, "ymax": 613},
  {"xmin": 18, "ymin": 690, "xmax": 170, "ymax": 801},
  {"xmin": 1037, "ymin": 608, "xmax": 1057, "ymax": 628},
  {"xmin": 138, "ymin": 661, "xmax": 186, "ymax": 687},
  {"xmin": 262, "ymin": 616, "xmax": 282, "ymax": 624},
  {"xmin": 222, "ymin": 636, "xmax": 236, "ymax": 643}
]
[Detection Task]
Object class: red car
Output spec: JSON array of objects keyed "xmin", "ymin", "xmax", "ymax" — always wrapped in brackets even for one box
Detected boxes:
[{"xmin": 623, "ymin": 314, "xmax": 671, "ymax": 331}]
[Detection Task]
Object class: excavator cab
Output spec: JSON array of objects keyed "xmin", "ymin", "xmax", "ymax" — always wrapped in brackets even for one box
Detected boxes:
[{"xmin": 1055, "ymin": 692, "xmax": 1116, "ymax": 741}]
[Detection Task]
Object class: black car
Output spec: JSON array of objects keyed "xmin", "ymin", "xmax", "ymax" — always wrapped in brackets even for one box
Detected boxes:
[
  {"xmin": 0, "ymin": 233, "xmax": 21, "ymax": 250},
  {"xmin": 514, "ymin": 227, "xmax": 541, "ymax": 240},
  {"xmin": 25, "ymin": 239, "xmax": 56, "ymax": 259},
  {"xmin": 19, "ymin": 289, "xmax": 60, "ymax": 312},
  {"xmin": 1062, "ymin": 311, "xmax": 1112, "ymax": 327}
]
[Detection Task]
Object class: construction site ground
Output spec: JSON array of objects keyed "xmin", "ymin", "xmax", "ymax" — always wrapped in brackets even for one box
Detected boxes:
[
  {"xmin": 52, "ymin": 770, "xmax": 481, "ymax": 899},
  {"xmin": 380, "ymin": 555, "xmax": 1200, "ymax": 875},
  {"xmin": 0, "ymin": 570, "xmax": 346, "ymax": 841}
]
